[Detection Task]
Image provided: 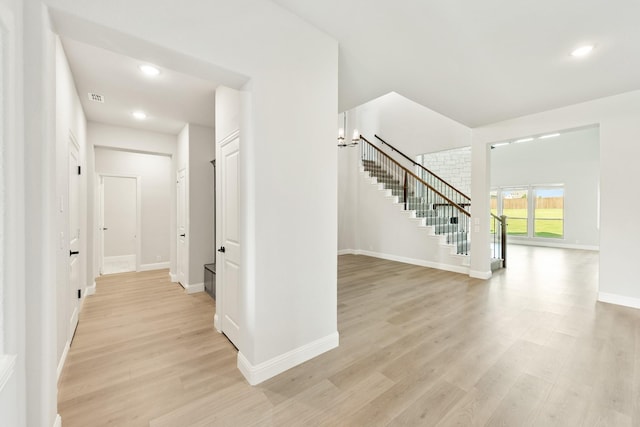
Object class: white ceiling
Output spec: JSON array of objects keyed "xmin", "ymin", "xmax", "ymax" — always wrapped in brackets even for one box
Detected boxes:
[
  {"xmin": 271, "ymin": 0, "xmax": 640, "ymax": 127},
  {"xmin": 60, "ymin": 37, "xmax": 219, "ymax": 135}
]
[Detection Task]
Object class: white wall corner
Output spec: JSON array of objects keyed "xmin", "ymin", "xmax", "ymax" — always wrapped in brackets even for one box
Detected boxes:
[
  {"xmin": 54, "ymin": 414, "xmax": 62, "ymax": 427},
  {"xmin": 469, "ymin": 270, "xmax": 492, "ymax": 280},
  {"xmin": 56, "ymin": 341, "xmax": 71, "ymax": 381},
  {"xmin": 170, "ymin": 272, "xmax": 178, "ymax": 282},
  {"xmin": 337, "ymin": 249, "xmax": 356, "ymax": 256},
  {"xmin": 237, "ymin": 331, "xmax": 339, "ymax": 386},
  {"xmin": 85, "ymin": 281, "xmax": 96, "ymax": 296},
  {"xmin": 598, "ymin": 292, "xmax": 640, "ymax": 310},
  {"xmin": 186, "ymin": 282, "xmax": 204, "ymax": 294}
]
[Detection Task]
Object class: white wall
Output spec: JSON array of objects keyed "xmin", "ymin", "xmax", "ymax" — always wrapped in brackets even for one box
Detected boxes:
[
  {"xmin": 349, "ymin": 91, "xmax": 472, "ymax": 155},
  {"xmin": 472, "ymin": 90, "xmax": 640, "ymax": 307},
  {"xmin": 55, "ymin": 35, "xmax": 88, "ymax": 384},
  {"xmin": 94, "ymin": 147, "xmax": 172, "ymax": 267},
  {"xmin": 0, "ymin": 0, "xmax": 25, "ymax": 424},
  {"xmin": 490, "ymin": 126, "xmax": 600, "ymax": 249},
  {"xmin": 188, "ymin": 124, "xmax": 215, "ymax": 288}
]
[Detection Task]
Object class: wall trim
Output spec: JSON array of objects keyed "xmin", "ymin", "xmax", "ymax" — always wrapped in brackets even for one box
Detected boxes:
[
  {"xmin": 510, "ymin": 240, "xmax": 599, "ymax": 251},
  {"xmin": 214, "ymin": 313, "xmax": 220, "ymax": 332},
  {"xmin": 102, "ymin": 254, "xmax": 136, "ymax": 274},
  {"xmin": 237, "ymin": 331, "xmax": 339, "ymax": 386},
  {"xmin": 0, "ymin": 354, "xmax": 16, "ymax": 392},
  {"xmin": 186, "ymin": 282, "xmax": 204, "ymax": 294},
  {"xmin": 170, "ymin": 273, "xmax": 177, "ymax": 282},
  {"xmin": 598, "ymin": 292, "xmax": 640, "ymax": 310},
  {"xmin": 139, "ymin": 262, "xmax": 170, "ymax": 272},
  {"xmin": 54, "ymin": 414, "xmax": 62, "ymax": 427},
  {"xmin": 85, "ymin": 281, "xmax": 96, "ymax": 296},
  {"xmin": 179, "ymin": 281, "xmax": 204, "ymax": 294},
  {"xmin": 469, "ymin": 270, "xmax": 492, "ymax": 280},
  {"xmin": 337, "ymin": 249, "xmax": 354, "ymax": 256},
  {"xmin": 56, "ymin": 341, "xmax": 71, "ymax": 381},
  {"xmin": 349, "ymin": 249, "xmax": 470, "ymax": 275}
]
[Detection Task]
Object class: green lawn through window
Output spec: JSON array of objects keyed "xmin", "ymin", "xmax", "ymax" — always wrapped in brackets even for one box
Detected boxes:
[{"xmin": 500, "ymin": 208, "xmax": 563, "ymax": 238}]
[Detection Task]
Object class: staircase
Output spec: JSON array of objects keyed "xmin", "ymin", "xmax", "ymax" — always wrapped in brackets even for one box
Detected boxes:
[{"xmin": 359, "ymin": 135, "xmax": 507, "ymax": 269}]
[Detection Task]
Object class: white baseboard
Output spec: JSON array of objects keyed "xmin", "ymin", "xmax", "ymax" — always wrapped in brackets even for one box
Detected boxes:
[
  {"xmin": 237, "ymin": 331, "xmax": 339, "ymax": 386},
  {"xmin": 510, "ymin": 240, "xmax": 599, "ymax": 251},
  {"xmin": 170, "ymin": 273, "xmax": 177, "ymax": 282},
  {"xmin": 353, "ymin": 249, "xmax": 470, "ymax": 275},
  {"xmin": 0, "ymin": 355, "xmax": 16, "ymax": 392},
  {"xmin": 85, "ymin": 281, "xmax": 96, "ymax": 296},
  {"xmin": 214, "ymin": 314, "xmax": 221, "ymax": 333},
  {"xmin": 598, "ymin": 292, "xmax": 640, "ymax": 310},
  {"xmin": 140, "ymin": 262, "xmax": 170, "ymax": 272},
  {"xmin": 186, "ymin": 282, "xmax": 204, "ymax": 294},
  {"xmin": 470, "ymin": 270, "xmax": 492, "ymax": 280},
  {"xmin": 56, "ymin": 341, "xmax": 71, "ymax": 381},
  {"xmin": 54, "ymin": 414, "xmax": 62, "ymax": 427},
  {"xmin": 178, "ymin": 281, "xmax": 204, "ymax": 294},
  {"xmin": 337, "ymin": 249, "xmax": 355, "ymax": 256},
  {"xmin": 103, "ymin": 254, "xmax": 136, "ymax": 274}
]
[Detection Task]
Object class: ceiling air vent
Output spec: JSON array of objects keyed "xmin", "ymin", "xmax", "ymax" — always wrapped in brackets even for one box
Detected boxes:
[{"xmin": 88, "ymin": 92, "xmax": 105, "ymax": 103}]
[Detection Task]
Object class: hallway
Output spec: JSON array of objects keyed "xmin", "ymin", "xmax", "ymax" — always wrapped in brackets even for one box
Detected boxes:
[{"xmin": 58, "ymin": 247, "xmax": 640, "ymax": 426}]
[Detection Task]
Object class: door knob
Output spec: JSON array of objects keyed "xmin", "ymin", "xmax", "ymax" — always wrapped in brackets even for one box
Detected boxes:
[
  {"xmin": 70, "ymin": 250, "xmax": 79, "ymax": 256},
  {"xmin": 217, "ymin": 246, "xmax": 226, "ymax": 253}
]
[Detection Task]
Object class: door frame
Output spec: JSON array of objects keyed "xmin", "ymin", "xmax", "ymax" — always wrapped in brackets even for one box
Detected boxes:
[
  {"xmin": 67, "ymin": 131, "xmax": 81, "ymax": 343},
  {"xmin": 176, "ymin": 167, "xmax": 187, "ymax": 286},
  {"xmin": 97, "ymin": 173, "xmax": 142, "ymax": 274},
  {"xmin": 214, "ymin": 129, "xmax": 240, "ymax": 342}
]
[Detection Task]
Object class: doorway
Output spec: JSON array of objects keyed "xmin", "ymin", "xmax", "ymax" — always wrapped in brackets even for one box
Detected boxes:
[{"xmin": 99, "ymin": 175, "xmax": 141, "ymax": 274}]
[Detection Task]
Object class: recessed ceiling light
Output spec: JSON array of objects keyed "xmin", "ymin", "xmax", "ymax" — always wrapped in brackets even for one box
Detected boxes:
[
  {"xmin": 571, "ymin": 45, "xmax": 594, "ymax": 57},
  {"xmin": 132, "ymin": 111, "xmax": 147, "ymax": 120},
  {"xmin": 139, "ymin": 64, "xmax": 160, "ymax": 77},
  {"xmin": 515, "ymin": 137, "xmax": 534, "ymax": 143},
  {"xmin": 539, "ymin": 133, "xmax": 560, "ymax": 139}
]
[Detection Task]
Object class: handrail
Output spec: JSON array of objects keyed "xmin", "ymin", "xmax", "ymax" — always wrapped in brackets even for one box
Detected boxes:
[
  {"xmin": 374, "ymin": 134, "xmax": 471, "ymax": 201},
  {"xmin": 490, "ymin": 213, "xmax": 508, "ymax": 268},
  {"xmin": 362, "ymin": 136, "xmax": 470, "ymax": 217}
]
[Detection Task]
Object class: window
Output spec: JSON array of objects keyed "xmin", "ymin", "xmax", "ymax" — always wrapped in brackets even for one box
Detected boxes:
[
  {"xmin": 534, "ymin": 187, "xmax": 564, "ymax": 238},
  {"xmin": 501, "ymin": 188, "xmax": 528, "ymax": 236},
  {"xmin": 491, "ymin": 185, "xmax": 564, "ymax": 239}
]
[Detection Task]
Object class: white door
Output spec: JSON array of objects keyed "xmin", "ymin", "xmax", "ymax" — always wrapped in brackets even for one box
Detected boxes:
[
  {"xmin": 176, "ymin": 169, "xmax": 187, "ymax": 286},
  {"xmin": 68, "ymin": 138, "xmax": 81, "ymax": 338},
  {"xmin": 102, "ymin": 176, "xmax": 137, "ymax": 274},
  {"xmin": 217, "ymin": 135, "xmax": 241, "ymax": 348}
]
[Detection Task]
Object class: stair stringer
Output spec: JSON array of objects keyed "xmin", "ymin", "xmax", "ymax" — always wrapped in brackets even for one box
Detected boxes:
[{"xmin": 355, "ymin": 168, "xmax": 470, "ymax": 274}]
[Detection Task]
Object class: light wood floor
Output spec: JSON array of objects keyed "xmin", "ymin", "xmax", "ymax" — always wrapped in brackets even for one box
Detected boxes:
[{"xmin": 58, "ymin": 246, "xmax": 640, "ymax": 426}]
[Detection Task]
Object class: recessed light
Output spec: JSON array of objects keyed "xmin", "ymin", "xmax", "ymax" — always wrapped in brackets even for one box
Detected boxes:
[
  {"xmin": 571, "ymin": 45, "xmax": 594, "ymax": 57},
  {"xmin": 139, "ymin": 64, "xmax": 160, "ymax": 77},
  {"xmin": 515, "ymin": 137, "xmax": 534, "ymax": 143},
  {"xmin": 132, "ymin": 111, "xmax": 147, "ymax": 120},
  {"xmin": 539, "ymin": 133, "xmax": 560, "ymax": 139}
]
